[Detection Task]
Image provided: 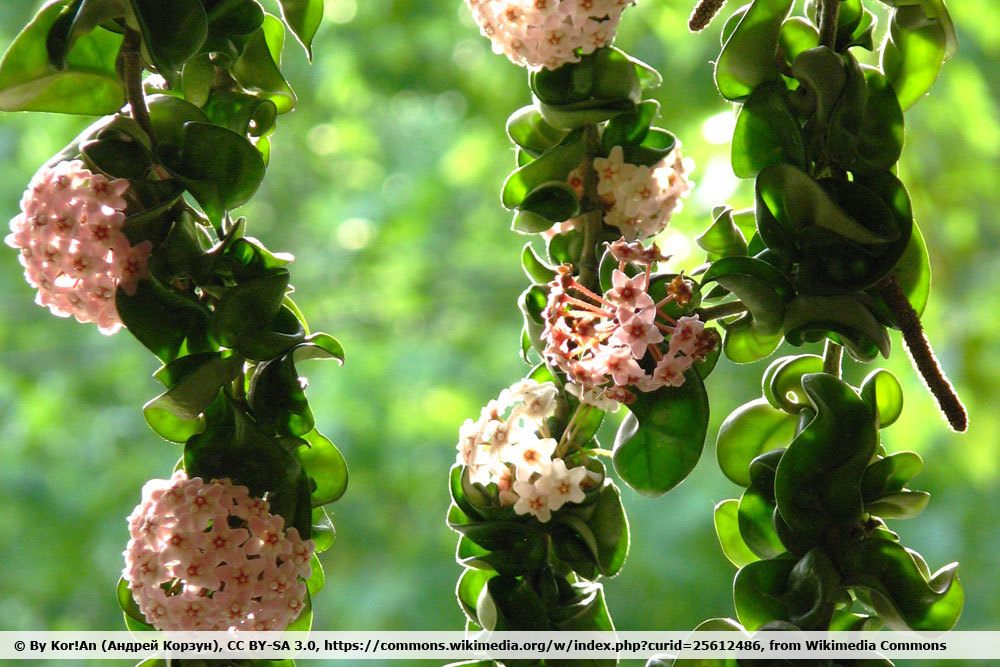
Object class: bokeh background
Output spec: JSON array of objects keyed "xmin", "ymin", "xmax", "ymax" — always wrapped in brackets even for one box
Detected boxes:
[{"xmin": 1, "ymin": 0, "xmax": 998, "ymax": 665}]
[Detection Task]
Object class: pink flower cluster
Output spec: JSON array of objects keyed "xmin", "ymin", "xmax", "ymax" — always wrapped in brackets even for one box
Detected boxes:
[
  {"xmin": 123, "ymin": 471, "xmax": 314, "ymax": 631},
  {"xmin": 456, "ymin": 379, "xmax": 598, "ymax": 522},
  {"xmin": 542, "ymin": 242, "xmax": 717, "ymax": 409},
  {"xmin": 589, "ymin": 145, "xmax": 693, "ymax": 241},
  {"xmin": 465, "ymin": 0, "xmax": 633, "ymax": 70},
  {"xmin": 5, "ymin": 160, "xmax": 151, "ymax": 334}
]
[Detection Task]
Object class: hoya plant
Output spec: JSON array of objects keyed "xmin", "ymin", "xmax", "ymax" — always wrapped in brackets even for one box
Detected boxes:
[
  {"xmin": 1, "ymin": 0, "xmax": 344, "ymax": 656},
  {"xmin": 448, "ymin": 1, "xmax": 722, "ymax": 659},
  {"xmin": 656, "ymin": 0, "xmax": 965, "ymax": 662},
  {"xmin": 451, "ymin": 0, "xmax": 965, "ymax": 664}
]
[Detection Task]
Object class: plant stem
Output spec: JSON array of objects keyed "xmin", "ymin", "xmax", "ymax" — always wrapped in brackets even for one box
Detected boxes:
[
  {"xmin": 878, "ymin": 274, "xmax": 968, "ymax": 432},
  {"xmin": 818, "ymin": 0, "xmax": 841, "ymax": 50},
  {"xmin": 577, "ymin": 125, "xmax": 603, "ymax": 293},
  {"xmin": 823, "ymin": 339, "xmax": 843, "ymax": 378},
  {"xmin": 119, "ymin": 29, "xmax": 156, "ymax": 146},
  {"xmin": 696, "ymin": 300, "xmax": 748, "ymax": 322}
]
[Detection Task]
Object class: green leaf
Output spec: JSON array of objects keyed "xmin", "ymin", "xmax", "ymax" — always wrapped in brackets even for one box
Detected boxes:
[
  {"xmin": 613, "ymin": 371, "xmax": 710, "ymax": 497},
  {"xmin": 232, "ymin": 14, "xmax": 297, "ymax": 114},
  {"xmin": 733, "ymin": 558, "xmax": 794, "ymax": 630},
  {"xmin": 762, "ymin": 354, "xmax": 825, "ymax": 413},
  {"xmin": 165, "ymin": 122, "xmax": 266, "ymax": 224},
  {"xmin": 716, "ymin": 398, "xmax": 798, "ymax": 487},
  {"xmin": 601, "ymin": 100, "xmax": 659, "ymax": 152},
  {"xmin": 144, "ymin": 352, "xmax": 242, "ymax": 442},
  {"xmin": 860, "ymin": 369, "xmax": 904, "ymax": 428},
  {"xmin": 457, "ymin": 570, "xmax": 495, "ymax": 627},
  {"xmin": 296, "ymin": 429, "xmax": 348, "ymax": 506},
  {"xmin": 211, "ymin": 270, "xmax": 307, "ymax": 360},
  {"xmin": 843, "ymin": 538, "xmax": 963, "ymax": 631},
  {"xmin": 756, "ymin": 165, "xmax": 911, "ymax": 294},
  {"xmin": 587, "ymin": 481, "xmax": 630, "ymax": 576},
  {"xmin": 501, "ymin": 130, "xmax": 586, "ymax": 210},
  {"xmin": 521, "ymin": 243, "xmax": 556, "ymax": 284},
  {"xmin": 783, "ymin": 294, "xmax": 891, "ymax": 362},
  {"xmin": 146, "ymin": 94, "xmax": 211, "ymax": 148},
  {"xmin": 774, "ymin": 374, "xmax": 879, "ymax": 542},
  {"xmin": 305, "ymin": 553, "xmax": 325, "ymax": 596},
  {"xmin": 827, "ymin": 61, "xmax": 905, "ymax": 174},
  {"xmin": 311, "ymin": 506, "xmax": 335, "ymax": 552},
  {"xmin": 46, "ymin": 0, "xmax": 126, "ymax": 70},
  {"xmin": 738, "ymin": 450, "xmax": 786, "ymax": 559},
  {"xmin": 519, "ymin": 181, "xmax": 581, "ymax": 222},
  {"xmin": 867, "ymin": 491, "xmax": 930, "ymax": 519},
  {"xmin": 246, "ymin": 333, "xmax": 339, "ymax": 437},
  {"xmin": 714, "ymin": 499, "xmax": 759, "ymax": 568},
  {"xmin": 881, "ymin": 3, "xmax": 953, "ymax": 110},
  {"xmin": 702, "ymin": 256, "xmax": 793, "ymax": 336},
  {"xmin": 785, "ymin": 548, "xmax": 842, "ymax": 629},
  {"xmin": 696, "ymin": 207, "xmax": 749, "ymax": 259},
  {"xmin": 507, "ymin": 105, "xmax": 568, "ymax": 154},
  {"xmin": 276, "ymin": 0, "xmax": 323, "ymax": 58},
  {"xmin": 116, "ymin": 276, "xmax": 213, "ymax": 363},
  {"xmin": 731, "ymin": 82, "xmax": 806, "ymax": 177},
  {"xmin": 483, "ymin": 576, "xmax": 550, "ymax": 630},
  {"xmin": 0, "ymin": 0, "xmax": 124, "ymax": 114},
  {"xmin": 185, "ymin": 396, "xmax": 306, "ymax": 532},
  {"xmin": 722, "ymin": 313, "xmax": 784, "ymax": 364},
  {"xmin": 129, "ymin": 0, "xmax": 208, "ymax": 75},
  {"xmin": 778, "ymin": 17, "xmax": 819, "ymax": 65},
  {"xmin": 715, "ymin": 0, "xmax": 794, "ymax": 100},
  {"xmin": 862, "ymin": 451, "xmax": 923, "ymax": 501}
]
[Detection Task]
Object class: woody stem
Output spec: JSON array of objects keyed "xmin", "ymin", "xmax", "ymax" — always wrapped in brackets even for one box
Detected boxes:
[
  {"xmin": 119, "ymin": 29, "xmax": 156, "ymax": 146},
  {"xmin": 823, "ymin": 339, "xmax": 843, "ymax": 378},
  {"xmin": 577, "ymin": 125, "xmax": 603, "ymax": 294}
]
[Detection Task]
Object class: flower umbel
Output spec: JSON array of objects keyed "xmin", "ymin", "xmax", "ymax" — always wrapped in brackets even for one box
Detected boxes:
[
  {"xmin": 123, "ymin": 471, "xmax": 314, "ymax": 631},
  {"xmin": 465, "ymin": 0, "xmax": 635, "ymax": 70},
  {"xmin": 6, "ymin": 160, "xmax": 151, "ymax": 334},
  {"xmin": 454, "ymin": 379, "xmax": 594, "ymax": 522},
  {"xmin": 542, "ymin": 246, "xmax": 717, "ymax": 409}
]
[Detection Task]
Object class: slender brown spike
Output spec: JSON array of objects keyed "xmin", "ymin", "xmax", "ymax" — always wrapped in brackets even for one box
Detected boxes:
[
  {"xmin": 689, "ymin": 0, "xmax": 727, "ymax": 32},
  {"xmin": 879, "ymin": 274, "xmax": 969, "ymax": 432}
]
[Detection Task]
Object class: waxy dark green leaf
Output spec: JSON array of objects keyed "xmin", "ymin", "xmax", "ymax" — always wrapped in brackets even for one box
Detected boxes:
[
  {"xmin": 714, "ymin": 499, "xmax": 759, "ymax": 568},
  {"xmin": 774, "ymin": 374, "xmax": 879, "ymax": 541},
  {"xmin": 843, "ymin": 538, "xmax": 963, "ymax": 631},
  {"xmin": 717, "ymin": 398, "xmax": 797, "ymax": 487},
  {"xmin": 715, "ymin": 0, "xmax": 794, "ymax": 100},
  {"xmin": 296, "ymin": 429, "xmax": 348, "ymax": 506},
  {"xmin": 144, "ymin": 352, "xmax": 242, "ymax": 442},
  {"xmin": 129, "ymin": 0, "xmax": 208, "ymax": 75},
  {"xmin": 166, "ymin": 122, "xmax": 266, "ymax": 224},
  {"xmin": 732, "ymin": 83, "xmax": 806, "ymax": 178},
  {"xmin": 276, "ymin": 0, "xmax": 323, "ymax": 57},
  {"xmin": 733, "ymin": 558, "xmax": 794, "ymax": 630},
  {"xmin": 613, "ymin": 371, "xmax": 710, "ymax": 497},
  {"xmin": 0, "ymin": 0, "xmax": 123, "ymax": 114}
]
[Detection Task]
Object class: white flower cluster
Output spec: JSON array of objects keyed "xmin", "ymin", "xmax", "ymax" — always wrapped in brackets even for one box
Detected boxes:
[
  {"xmin": 5, "ymin": 160, "xmax": 151, "ymax": 334},
  {"xmin": 455, "ymin": 379, "xmax": 593, "ymax": 522},
  {"xmin": 123, "ymin": 472, "xmax": 314, "ymax": 631},
  {"xmin": 590, "ymin": 145, "xmax": 693, "ymax": 241},
  {"xmin": 465, "ymin": 0, "xmax": 633, "ymax": 71}
]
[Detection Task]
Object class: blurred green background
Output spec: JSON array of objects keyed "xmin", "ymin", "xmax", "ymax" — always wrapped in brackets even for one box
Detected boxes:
[{"xmin": 1, "ymin": 0, "xmax": 998, "ymax": 665}]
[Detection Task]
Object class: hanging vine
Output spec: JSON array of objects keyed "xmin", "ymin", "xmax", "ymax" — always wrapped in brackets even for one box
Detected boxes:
[
  {"xmin": 448, "ymin": 1, "xmax": 724, "ymax": 661},
  {"xmin": 649, "ymin": 0, "xmax": 964, "ymax": 662},
  {"xmin": 1, "ymin": 0, "xmax": 344, "ymax": 655}
]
